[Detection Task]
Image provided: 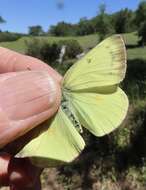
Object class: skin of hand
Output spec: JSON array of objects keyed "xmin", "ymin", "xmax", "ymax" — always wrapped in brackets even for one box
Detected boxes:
[{"xmin": 0, "ymin": 47, "xmax": 63, "ymax": 189}]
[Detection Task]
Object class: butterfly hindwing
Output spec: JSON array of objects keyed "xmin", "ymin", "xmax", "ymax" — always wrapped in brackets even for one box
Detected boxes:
[
  {"xmin": 65, "ymin": 87, "xmax": 128, "ymax": 136},
  {"xmin": 18, "ymin": 108, "xmax": 85, "ymax": 167}
]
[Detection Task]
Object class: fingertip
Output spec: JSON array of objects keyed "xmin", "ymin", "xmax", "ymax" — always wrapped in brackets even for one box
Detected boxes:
[
  {"xmin": 0, "ymin": 47, "xmax": 63, "ymax": 84},
  {"xmin": 0, "ymin": 152, "xmax": 11, "ymax": 186}
]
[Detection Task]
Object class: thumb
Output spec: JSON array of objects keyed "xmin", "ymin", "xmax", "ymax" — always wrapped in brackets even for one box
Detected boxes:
[{"xmin": 0, "ymin": 71, "xmax": 61, "ymax": 148}]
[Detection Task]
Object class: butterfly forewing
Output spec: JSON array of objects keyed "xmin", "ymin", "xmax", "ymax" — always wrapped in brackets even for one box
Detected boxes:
[{"xmin": 63, "ymin": 35, "xmax": 126, "ymax": 92}]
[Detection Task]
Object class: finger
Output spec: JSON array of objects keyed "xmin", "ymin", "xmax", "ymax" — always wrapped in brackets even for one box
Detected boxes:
[
  {"xmin": 0, "ymin": 47, "xmax": 62, "ymax": 83},
  {"xmin": 0, "ymin": 153, "xmax": 43, "ymax": 189},
  {"xmin": 0, "ymin": 71, "xmax": 61, "ymax": 148},
  {"xmin": 8, "ymin": 157, "xmax": 42, "ymax": 189}
]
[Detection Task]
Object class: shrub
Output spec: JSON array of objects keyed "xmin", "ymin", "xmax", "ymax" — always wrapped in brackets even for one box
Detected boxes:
[
  {"xmin": 25, "ymin": 39, "xmax": 60, "ymax": 66},
  {"xmin": 25, "ymin": 38, "xmax": 44, "ymax": 59},
  {"xmin": 58, "ymin": 39, "xmax": 83, "ymax": 59},
  {"xmin": 122, "ymin": 59, "xmax": 146, "ymax": 101},
  {"xmin": 40, "ymin": 43, "xmax": 60, "ymax": 65},
  {"xmin": 138, "ymin": 21, "xmax": 146, "ymax": 46},
  {"xmin": 25, "ymin": 39, "xmax": 83, "ymax": 67},
  {"xmin": 0, "ymin": 32, "xmax": 22, "ymax": 42}
]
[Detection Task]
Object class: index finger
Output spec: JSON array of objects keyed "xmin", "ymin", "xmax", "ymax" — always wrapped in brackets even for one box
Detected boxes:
[{"xmin": 0, "ymin": 47, "xmax": 62, "ymax": 83}]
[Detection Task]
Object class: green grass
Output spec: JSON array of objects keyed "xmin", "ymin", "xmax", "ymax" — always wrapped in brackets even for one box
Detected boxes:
[
  {"xmin": 122, "ymin": 32, "xmax": 146, "ymax": 60},
  {"xmin": 127, "ymin": 46, "xmax": 146, "ymax": 60},
  {"xmin": 0, "ymin": 38, "xmax": 27, "ymax": 53},
  {"xmin": 123, "ymin": 32, "xmax": 138, "ymax": 45},
  {"xmin": 0, "ymin": 34, "xmax": 99, "ymax": 53}
]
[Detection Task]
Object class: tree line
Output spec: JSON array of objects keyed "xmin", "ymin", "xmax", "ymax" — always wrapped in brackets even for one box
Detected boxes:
[
  {"xmin": 1, "ymin": 1, "xmax": 146, "ymax": 44},
  {"xmin": 26, "ymin": 1, "xmax": 146, "ymax": 44}
]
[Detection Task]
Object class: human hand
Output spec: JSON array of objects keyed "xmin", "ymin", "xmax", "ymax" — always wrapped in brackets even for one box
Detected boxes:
[{"xmin": 0, "ymin": 47, "xmax": 62, "ymax": 189}]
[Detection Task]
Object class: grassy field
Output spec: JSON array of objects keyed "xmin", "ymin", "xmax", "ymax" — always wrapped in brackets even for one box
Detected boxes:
[
  {"xmin": 123, "ymin": 32, "xmax": 146, "ymax": 60},
  {"xmin": 0, "ymin": 32, "xmax": 146, "ymax": 60},
  {"xmin": 0, "ymin": 33, "xmax": 99, "ymax": 53}
]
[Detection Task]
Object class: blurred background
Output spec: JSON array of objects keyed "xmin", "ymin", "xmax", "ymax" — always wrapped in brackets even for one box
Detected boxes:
[{"xmin": 0, "ymin": 0, "xmax": 146, "ymax": 189}]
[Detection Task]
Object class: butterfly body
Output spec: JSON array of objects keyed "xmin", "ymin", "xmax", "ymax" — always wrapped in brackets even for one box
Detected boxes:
[{"xmin": 61, "ymin": 94, "xmax": 83, "ymax": 133}]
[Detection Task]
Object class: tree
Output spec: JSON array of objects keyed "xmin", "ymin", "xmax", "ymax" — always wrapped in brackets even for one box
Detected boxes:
[
  {"xmin": 76, "ymin": 17, "xmax": 95, "ymax": 35},
  {"xmin": 113, "ymin": 8, "xmax": 134, "ymax": 33},
  {"xmin": 49, "ymin": 22, "xmax": 75, "ymax": 36},
  {"xmin": 0, "ymin": 16, "xmax": 5, "ymax": 23},
  {"xmin": 138, "ymin": 21, "xmax": 146, "ymax": 46},
  {"xmin": 28, "ymin": 25, "xmax": 44, "ymax": 36},
  {"xmin": 95, "ymin": 3, "xmax": 114, "ymax": 41},
  {"xmin": 135, "ymin": 1, "xmax": 146, "ymax": 26},
  {"xmin": 0, "ymin": 16, "xmax": 6, "ymax": 32}
]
